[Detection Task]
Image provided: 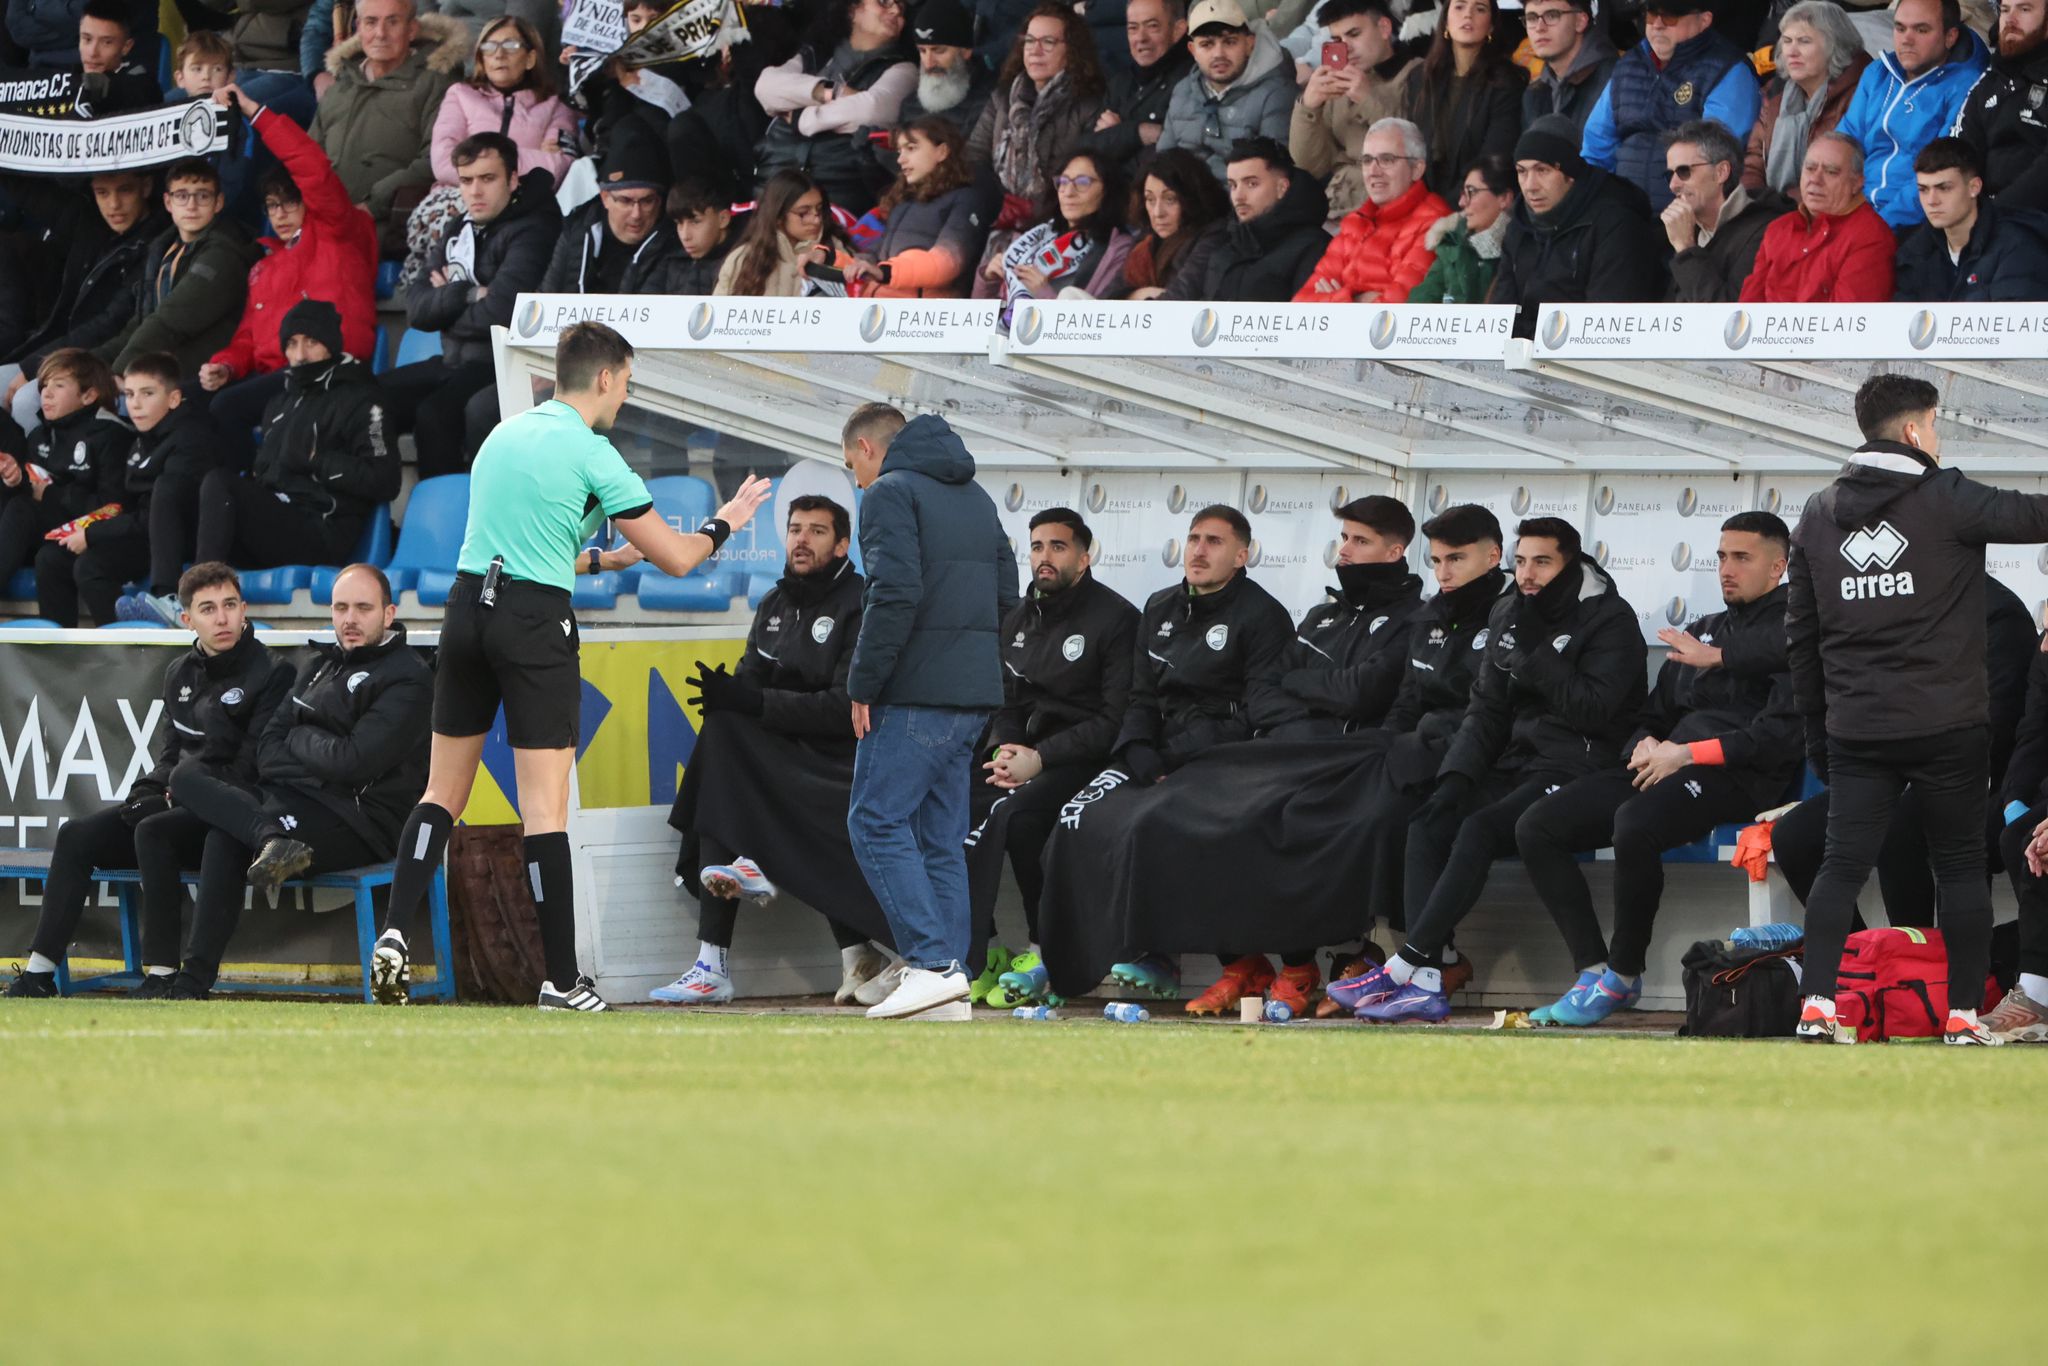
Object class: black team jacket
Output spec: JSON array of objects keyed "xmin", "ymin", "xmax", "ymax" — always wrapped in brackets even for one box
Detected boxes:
[
  {"xmin": 1115, "ymin": 569, "xmax": 1295, "ymax": 770},
  {"xmin": 989, "ymin": 569, "xmax": 1139, "ymax": 771},
  {"xmin": 256, "ymin": 625, "xmax": 433, "ymax": 853},
  {"xmin": 1440, "ymin": 557, "xmax": 1648, "ymax": 783},
  {"xmin": 1261, "ymin": 559, "xmax": 1425, "ymax": 735}
]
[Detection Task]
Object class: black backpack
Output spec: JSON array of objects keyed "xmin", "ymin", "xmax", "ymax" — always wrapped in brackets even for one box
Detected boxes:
[{"xmin": 1677, "ymin": 940, "xmax": 1802, "ymax": 1038}]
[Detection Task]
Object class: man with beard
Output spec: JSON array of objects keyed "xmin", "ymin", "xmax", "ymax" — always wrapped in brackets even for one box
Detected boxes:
[
  {"xmin": 1344, "ymin": 517, "xmax": 1648, "ymax": 1024},
  {"xmin": 970, "ymin": 507, "xmax": 1139, "ymax": 1009},
  {"xmin": 153, "ymin": 565, "xmax": 432, "ymax": 1000},
  {"xmin": 900, "ymin": 0, "xmax": 997, "ymax": 138},
  {"xmin": 1512, "ymin": 512, "xmax": 1801, "ymax": 1027},
  {"xmin": 1086, "ymin": 0, "xmax": 1195, "ymax": 180},
  {"xmin": 1952, "ymin": 0, "xmax": 2048, "ymax": 208},
  {"xmin": 1033, "ymin": 504, "xmax": 1294, "ymax": 1003},
  {"xmin": 1124, "ymin": 495, "xmax": 1425, "ymax": 1019},
  {"xmin": 661, "ymin": 495, "xmax": 890, "ymax": 1006}
]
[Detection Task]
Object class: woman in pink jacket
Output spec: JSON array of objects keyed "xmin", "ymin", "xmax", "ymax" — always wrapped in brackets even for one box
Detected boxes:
[{"xmin": 399, "ymin": 15, "xmax": 579, "ymax": 287}]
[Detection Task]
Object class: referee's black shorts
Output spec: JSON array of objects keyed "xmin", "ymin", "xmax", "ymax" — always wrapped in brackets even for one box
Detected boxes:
[{"xmin": 432, "ymin": 572, "xmax": 582, "ymax": 750}]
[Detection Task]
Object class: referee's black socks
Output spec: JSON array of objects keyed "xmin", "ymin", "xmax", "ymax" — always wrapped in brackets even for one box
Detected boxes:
[
  {"xmin": 383, "ymin": 803, "xmax": 455, "ymax": 942},
  {"xmin": 525, "ymin": 831, "xmax": 578, "ymax": 987}
]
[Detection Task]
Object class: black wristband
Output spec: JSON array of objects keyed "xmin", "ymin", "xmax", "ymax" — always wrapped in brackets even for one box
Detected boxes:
[{"xmin": 697, "ymin": 517, "xmax": 731, "ymax": 552}]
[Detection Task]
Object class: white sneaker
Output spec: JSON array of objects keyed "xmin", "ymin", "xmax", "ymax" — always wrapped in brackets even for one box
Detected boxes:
[
  {"xmin": 649, "ymin": 962, "xmax": 733, "ymax": 1004},
  {"xmin": 835, "ymin": 946, "xmax": 890, "ymax": 1006},
  {"xmin": 853, "ymin": 957, "xmax": 907, "ymax": 1007},
  {"xmin": 865, "ymin": 966, "xmax": 970, "ymax": 1020}
]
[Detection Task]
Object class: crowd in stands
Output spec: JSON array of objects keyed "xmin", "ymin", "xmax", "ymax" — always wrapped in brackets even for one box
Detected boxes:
[{"xmin": 2, "ymin": 0, "xmax": 2048, "ymax": 624}]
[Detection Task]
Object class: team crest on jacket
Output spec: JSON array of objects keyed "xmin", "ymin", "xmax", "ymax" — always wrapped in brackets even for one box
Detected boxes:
[
  {"xmin": 1013, "ymin": 631, "xmax": 1027, "ymax": 647},
  {"xmin": 1551, "ymin": 634, "xmax": 1571, "ymax": 652},
  {"xmin": 347, "ymin": 670, "xmax": 371, "ymax": 692},
  {"xmin": 812, "ymin": 617, "xmax": 834, "ymax": 643},
  {"xmin": 1674, "ymin": 81, "xmax": 1695, "ymax": 104},
  {"xmin": 221, "ymin": 689, "xmax": 244, "ymax": 705},
  {"xmin": 1471, "ymin": 629, "xmax": 1489, "ymax": 650},
  {"xmin": 1204, "ymin": 624, "xmax": 1228, "ymax": 650},
  {"xmin": 1062, "ymin": 633, "xmax": 1085, "ymax": 661},
  {"xmin": 71, "ymin": 441, "xmax": 88, "ymax": 468},
  {"xmin": 1369, "ymin": 615, "xmax": 1389, "ymax": 633}
]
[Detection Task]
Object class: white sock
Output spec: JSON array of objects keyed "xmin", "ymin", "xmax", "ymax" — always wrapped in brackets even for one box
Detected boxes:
[
  {"xmin": 145, "ymin": 964, "xmax": 174, "ymax": 978},
  {"xmin": 1803, "ymin": 994, "xmax": 1836, "ymax": 1018},
  {"xmin": 1585, "ymin": 961, "xmax": 1608, "ymax": 978},
  {"xmin": 1385, "ymin": 954, "xmax": 1417, "ymax": 986},
  {"xmin": 1411, "ymin": 965, "xmax": 1443, "ymax": 994},
  {"xmin": 377, "ymin": 928, "xmax": 406, "ymax": 948},
  {"xmin": 24, "ymin": 951, "xmax": 57, "ymax": 974},
  {"xmin": 840, "ymin": 944, "xmax": 869, "ymax": 973},
  {"xmin": 1441, "ymin": 946, "xmax": 1460, "ymax": 966},
  {"xmin": 1950, "ymin": 1008, "xmax": 1980, "ymax": 1025},
  {"xmin": 697, "ymin": 941, "xmax": 729, "ymax": 976},
  {"xmin": 1026, "ymin": 942, "xmax": 1041, "ymax": 959},
  {"xmin": 2021, "ymin": 972, "xmax": 2048, "ymax": 1003}
]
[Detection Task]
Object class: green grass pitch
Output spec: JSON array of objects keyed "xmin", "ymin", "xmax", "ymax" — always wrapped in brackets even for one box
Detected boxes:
[{"xmin": 0, "ymin": 1001, "xmax": 2034, "ymax": 1362}]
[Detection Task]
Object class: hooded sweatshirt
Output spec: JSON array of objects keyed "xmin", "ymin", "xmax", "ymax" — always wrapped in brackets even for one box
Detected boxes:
[
  {"xmin": 846, "ymin": 414, "xmax": 1020, "ymax": 708},
  {"xmin": 1787, "ymin": 438, "xmax": 2048, "ymax": 742}
]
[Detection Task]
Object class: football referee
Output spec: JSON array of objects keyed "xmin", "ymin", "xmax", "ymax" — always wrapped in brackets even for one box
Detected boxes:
[{"xmin": 369, "ymin": 322, "xmax": 770, "ymax": 1011}]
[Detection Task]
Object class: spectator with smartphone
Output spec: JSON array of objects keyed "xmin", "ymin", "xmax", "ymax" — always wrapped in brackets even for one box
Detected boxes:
[{"xmin": 1290, "ymin": 0, "xmax": 1420, "ymax": 221}]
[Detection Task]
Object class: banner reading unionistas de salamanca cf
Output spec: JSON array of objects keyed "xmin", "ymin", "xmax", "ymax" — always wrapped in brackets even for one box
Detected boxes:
[{"xmin": 0, "ymin": 98, "xmax": 232, "ymax": 175}]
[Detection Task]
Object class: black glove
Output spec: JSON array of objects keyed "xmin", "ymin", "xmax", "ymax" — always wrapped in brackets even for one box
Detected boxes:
[
  {"xmin": 118, "ymin": 790, "xmax": 170, "ymax": 827},
  {"xmin": 1415, "ymin": 772, "xmax": 1473, "ymax": 825},
  {"xmin": 1804, "ymin": 721, "xmax": 1829, "ymax": 787},
  {"xmin": 1117, "ymin": 742, "xmax": 1165, "ymax": 786},
  {"xmin": 686, "ymin": 664, "xmax": 764, "ymax": 716}
]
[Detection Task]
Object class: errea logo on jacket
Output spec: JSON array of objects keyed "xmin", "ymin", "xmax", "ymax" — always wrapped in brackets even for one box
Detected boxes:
[{"xmin": 1840, "ymin": 521, "xmax": 1914, "ymax": 600}]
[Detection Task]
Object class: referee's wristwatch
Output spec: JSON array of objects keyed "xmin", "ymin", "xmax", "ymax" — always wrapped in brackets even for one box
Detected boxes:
[{"xmin": 584, "ymin": 547, "xmax": 603, "ymax": 576}]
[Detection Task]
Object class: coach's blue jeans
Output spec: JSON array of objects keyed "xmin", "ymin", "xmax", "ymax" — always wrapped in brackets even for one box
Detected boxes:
[{"xmin": 848, "ymin": 704, "xmax": 988, "ymax": 973}]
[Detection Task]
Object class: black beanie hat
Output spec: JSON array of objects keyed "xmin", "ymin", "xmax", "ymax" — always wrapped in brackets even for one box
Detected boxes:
[
  {"xmin": 910, "ymin": 0, "xmax": 975, "ymax": 48},
  {"xmin": 1514, "ymin": 115, "xmax": 1589, "ymax": 178},
  {"xmin": 279, "ymin": 298, "xmax": 344, "ymax": 359}
]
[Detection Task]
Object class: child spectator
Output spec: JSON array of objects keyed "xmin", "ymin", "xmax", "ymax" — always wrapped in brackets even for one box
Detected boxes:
[
  {"xmin": 1119, "ymin": 146, "xmax": 1230, "ymax": 300},
  {"xmin": 49, "ymin": 353, "xmax": 213, "ymax": 627},
  {"xmin": 841, "ymin": 115, "xmax": 983, "ymax": 297},
  {"xmin": 197, "ymin": 0, "xmax": 321, "ymax": 126},
  {"xmin": 173, "ymin": 30, "xmax": 236, "ymax": 98},
  {"xmin": 716, "ymin": 170, "xmax": 841, "ymax": 295},
  {"xmin": 988, "ymin": 150, "xmax": 1134, "ymax": 310},
  {"xmin": 95, "ymin": 158, "xmax": 259, "ymax": 380},
  {"xmin": 197, "ymin": 84, "xmax": 379, "ymax": 470},
  {"xmin": 0, "ymin": 349, "xmax": 129, "ymax": 600},
  {"xmin": 402, "ymin": 16, "xmax": 577, "ymax": 290},
  {"xmin": 657, "ymin": 180, "xmax": 740, "ymax": 294},
  {"xmin": 191, "ymin": 300, "xmax": 396, "ymax": 579}
]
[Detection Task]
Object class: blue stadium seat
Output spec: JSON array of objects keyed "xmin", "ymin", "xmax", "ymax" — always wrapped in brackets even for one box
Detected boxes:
[
  {"xmin": 370, "ymin": 326, "xmax": 392, "ymax": 375},
  {"xmin": 4, "ymin": 569, "xmax": 31, "ymax": 600},
  {"xmin": 310, "ymin": 510, "xmax": 397, "ymax": 604},
  {"xmin": 385, "ymin": 475, "xmax": 469, "ymax": 602},
  {"xmin": 625, "ymin": 476, "xmax": 736, "ymax": 611},
  {"xmin": 375, "ymin": 261, "xmax": 402, "ymax": 301},
  {"xmin": 0, "ymin": 618, "xmax": 59, "ymax": 628},
  {"xmin": 393, "ymin": 328, "xmax": 441, "ymax": 369},
  {"xmin": 572, "ymin": 570, "xmax": 621, "ymax": 610},
  {"xmin": 156, "ymin": 35, "xmax": 171, "ymax": 90},
  {"xmin": 239, "ymin": 566, "xmax": 313, "ymax": 604}
]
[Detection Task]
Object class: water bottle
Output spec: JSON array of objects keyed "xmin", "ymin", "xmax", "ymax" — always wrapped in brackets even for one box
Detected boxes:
[
  {"xmin": 1730, "ymin": 922, "xmax": 1804, "ymax": 951},
  {"xmin": 1102, "ymin": 1002, "xmax": 1150, "ymax": 1023},
  {"xmin": 1012, "ymin": 1005, "xmax": 1058, "ymax": 1021},
  {"xmin": 1263, "ymin": 998, "xmax": 1294, "ymax": 1023}
]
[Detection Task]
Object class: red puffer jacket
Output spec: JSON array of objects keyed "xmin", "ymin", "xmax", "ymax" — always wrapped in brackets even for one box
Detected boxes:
[
  {"xmin": 208, "ymin": 107, "xmax": 379, "ymax": 380},
  {"xmin": 1293, "ymin": 181, "xmax": 1450, "ymax": 304},
  {"xmin": 1737, "ymin": 199, "xmax": 1895, "ymax": 304}
]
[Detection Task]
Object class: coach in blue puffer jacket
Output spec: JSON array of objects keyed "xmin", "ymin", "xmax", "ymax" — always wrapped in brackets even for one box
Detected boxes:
[
  {"xmin": 1581, "ymin": 0, "xmax": 1761, "ymax": 213},
  {"xmin": 1835, "ymin": 2, "xmax": 1988, "ymax": 228},
  {"xmin": 846, "ymin": 411, "xmax": 1020, "ymax": 709}
]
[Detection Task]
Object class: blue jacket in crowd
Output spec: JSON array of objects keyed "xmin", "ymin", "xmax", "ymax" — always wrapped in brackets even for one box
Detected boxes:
[
  {"xmin": 847, "ymin": 415, "xmax": 1020, "ymax": 710},
  {"xmin": 1835, "ymin": 29, "xmax": 1990, "ymax": 228},
  {"xmin": 1582, "ymin": 27, "xmax": 1761, "ymax": 213}
]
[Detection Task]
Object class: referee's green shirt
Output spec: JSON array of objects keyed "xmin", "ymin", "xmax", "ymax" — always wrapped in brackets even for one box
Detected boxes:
[{"xmin": 456, "ymin": 400, "xmax": 654, "ymax": 593}]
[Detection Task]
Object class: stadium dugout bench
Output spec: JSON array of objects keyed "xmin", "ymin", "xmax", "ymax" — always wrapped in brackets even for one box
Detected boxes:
[{"xmin": 0, "ymin": 850, "xmax": 454, "ymax": 1003}]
